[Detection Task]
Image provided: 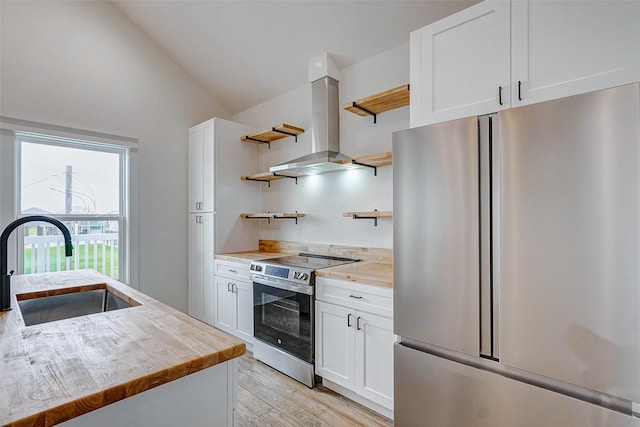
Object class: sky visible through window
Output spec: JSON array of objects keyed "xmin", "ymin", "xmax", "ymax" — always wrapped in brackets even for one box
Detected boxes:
[{"xmin": 21, "ymin": 142, "xmax": 120, "ymax": 215}]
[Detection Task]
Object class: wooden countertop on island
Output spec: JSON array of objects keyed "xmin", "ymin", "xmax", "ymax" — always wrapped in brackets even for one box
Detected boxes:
[{"xmin": 0, "ymin": 270, "xmax": 245, "ymax": 427}]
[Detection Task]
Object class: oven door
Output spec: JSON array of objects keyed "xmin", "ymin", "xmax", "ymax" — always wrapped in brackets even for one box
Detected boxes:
[{"xmin": 253, "ymin": 280, "xmax": 313, "ymax": 363}]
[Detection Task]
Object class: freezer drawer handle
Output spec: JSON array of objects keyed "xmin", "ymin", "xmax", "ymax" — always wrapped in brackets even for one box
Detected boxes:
[
  {"xmin": 347, "ymin": 313, "xmax": 353, "ymax": 327},
  {"xmin": 348, "ymin": 294, "xmax": 363, "ymax": 299}
]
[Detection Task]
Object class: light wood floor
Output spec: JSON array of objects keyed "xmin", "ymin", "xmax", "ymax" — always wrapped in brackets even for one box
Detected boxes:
[{"xmin": 237, "ymin": 352, "xmax": 393, "ymax": 427}]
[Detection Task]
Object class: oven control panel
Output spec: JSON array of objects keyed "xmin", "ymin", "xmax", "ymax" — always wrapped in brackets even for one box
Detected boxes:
[{"xmin": 250, "ymin": 261, "xmax": 313, "ymax": 286}]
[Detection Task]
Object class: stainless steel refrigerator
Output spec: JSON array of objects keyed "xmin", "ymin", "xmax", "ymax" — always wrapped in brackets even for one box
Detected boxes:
[{"xmin": 393, "ymin": 83, "xmax": 640, "ymax": 426}]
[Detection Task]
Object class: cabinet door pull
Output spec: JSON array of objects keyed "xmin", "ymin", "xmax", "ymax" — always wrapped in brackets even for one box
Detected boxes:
[
  {"xmin": 227, "ymin": 282, "xmax": 231, "ymax": 291},
  {"xmin": 498, "ymin": 86, "xmax": 503, "ymax": 106},
  {"xmin": 232, "ymin": 283, "xmax": 237, "ymax": 293},
  {"xmin": 356, "ymin": 316, "xmax": 362, "ymax": 331},
  {"xmin": 347, "ymin": 313, "xmax": 353, "ymax": 327},
  {"xmin": 518, "ymin": 81, "xmax": 522, "ymax": 101},
  {"xmin": 349, "ymin": 294, "xmax": 363, "ymax": 299},
  {"xmin": 229, "ymin": 269, "xmax": 237, "ymax": 274}
]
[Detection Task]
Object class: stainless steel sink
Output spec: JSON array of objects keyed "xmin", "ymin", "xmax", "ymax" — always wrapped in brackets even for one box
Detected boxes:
[{"xmin": 17, "ymin": 287, "xmax": 136, "ymax": 326}]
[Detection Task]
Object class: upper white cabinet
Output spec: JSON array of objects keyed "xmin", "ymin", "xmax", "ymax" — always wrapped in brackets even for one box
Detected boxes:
[
  {"xmin": 410, "ymin": 1, "xmax": 511, "ymax": 127},
  {"xmin": 188, "ymin": 121, "xmax": 214, "ymax": 213},
  {"xmin": 511, "ymin": 0, "xmax": 640, "ymax": 106},
  {"xmin": 411, "ymin": 0, "xmax": 640, "ymax": 127}
]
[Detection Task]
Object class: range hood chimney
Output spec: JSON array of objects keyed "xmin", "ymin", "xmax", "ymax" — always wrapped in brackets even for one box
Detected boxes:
[{"xmin": 270, "ymin": 55, "xmax": 357, "ymax": 176}]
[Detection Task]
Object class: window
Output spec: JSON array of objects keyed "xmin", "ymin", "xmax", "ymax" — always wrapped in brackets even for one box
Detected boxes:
[{"xmin": 15, "ymin": 132, "xmax": 130, "ymax": 281}]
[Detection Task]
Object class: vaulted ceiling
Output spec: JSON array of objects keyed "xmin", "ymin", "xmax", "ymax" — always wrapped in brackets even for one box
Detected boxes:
[{"xmin": 111, "ymin": 0, "xmax": 477, "ymax": 115}]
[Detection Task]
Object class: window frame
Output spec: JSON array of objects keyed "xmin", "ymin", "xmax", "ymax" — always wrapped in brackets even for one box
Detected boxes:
[
  {"xmin": 16, "ymin": 132, "xmax": 129, "ymax": 282},
  {"xmin": 0, "ymin": 117, "xmax": 138, "ymax": 288}
]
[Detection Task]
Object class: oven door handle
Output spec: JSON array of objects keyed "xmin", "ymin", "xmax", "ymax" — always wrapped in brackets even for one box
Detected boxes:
[{"xmin": 251, "ymin": 275, "xmax": 314, "ymax": 296}]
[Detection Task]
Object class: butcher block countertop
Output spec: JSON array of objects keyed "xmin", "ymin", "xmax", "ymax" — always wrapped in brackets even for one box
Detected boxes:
[
  {"xmin": 0, "ymin": 270, "xmax": 245, "ymax": 427},
  {"xmin": 315, "ymin": 261, "xmax": 393, "ymax": 288},
  {"xmin": 214, "ymin": 250, "xmax": 290, "ymax": 264},
  {"xmin": 216, "ymin": 248, "xmax": 393, "ymax": 288}
]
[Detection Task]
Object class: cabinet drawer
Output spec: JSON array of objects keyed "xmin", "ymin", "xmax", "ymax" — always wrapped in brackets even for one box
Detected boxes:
[
  {"xmin": 316, "ymin": 277, "xmax": 392, "ymax": 318},
  {"xmin": 215, "ymin": 260, "xmax": 251, "ymax": 281}
]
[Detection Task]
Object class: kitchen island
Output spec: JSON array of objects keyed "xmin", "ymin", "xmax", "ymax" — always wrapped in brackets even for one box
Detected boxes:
[{"xmin": 0, "ymin": 270, "xmax": 245, "ymax": 427}]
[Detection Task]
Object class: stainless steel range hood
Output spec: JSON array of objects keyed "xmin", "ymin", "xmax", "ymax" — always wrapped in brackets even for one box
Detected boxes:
[{"xmin": 270, "ymin": 76, "xmax": 358, "ymax": 176}]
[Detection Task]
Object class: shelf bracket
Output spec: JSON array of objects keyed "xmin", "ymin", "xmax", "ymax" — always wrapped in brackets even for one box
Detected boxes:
[
  {"xmin": 272, "ymin": 127, "xmax": 299, "ymax": 142},
  {"xmin": 351, "ymin": 102, "xmax": 377, "ymax": 124},
  {"xmin": 272, "ymin": 173, "xmax": 298, "ymax": 185},
  {"xmin": 351, "ymin": 214, "xmax": 378, "ymax": 226},
  {"xmin": 244, "ymin": 177, "xmax": 272, "ymax": 188},
  {"xmin": 351, "ymin": 160, "xmax": 378, "ymax": 176},
  {"xmin": 244, "ymin": 135, "xmax": 271, "ymax": 149},
  {"xmin": 273, "ymin": 212, "xmax": 301, "ymax": 225},
  {"xmin": 351, "ymin": 209, "xmax": 381, "ymax": 226}
]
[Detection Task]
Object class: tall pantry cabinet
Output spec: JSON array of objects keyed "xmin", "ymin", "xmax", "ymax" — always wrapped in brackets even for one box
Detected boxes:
[{"xmin": 188, "ymin": 118, "xmax": 260, "ymax": 324}]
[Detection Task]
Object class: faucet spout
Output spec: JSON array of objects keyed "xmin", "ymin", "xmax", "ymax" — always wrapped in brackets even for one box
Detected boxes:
[{"xmin": 1, "ymin": 215, "xmax": 73, "ymax": 311}]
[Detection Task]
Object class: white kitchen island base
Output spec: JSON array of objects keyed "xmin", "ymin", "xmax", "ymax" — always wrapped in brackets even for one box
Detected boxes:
[{"xmin": 59, "ymin": 359, "xmax": 238, "ymax": 427}]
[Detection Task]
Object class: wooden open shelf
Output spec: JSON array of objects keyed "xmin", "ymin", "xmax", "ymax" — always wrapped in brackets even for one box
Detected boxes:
[
  {"xmin": 340, "ymin": 151, "xmax": 392, "ymax": 176},
  {"xmin": 341, "ymin": 152, "xmax": 392, "ymax": 168},
  {"xmin": 343, "ymin": 85, "xmax": 410, "ymax": 123},
  {"xmin": 342, "ymin": 211, "xmax": 392, "ymax": 219},
  {"xmin": 343, "ymin": 210, "xmax": 392, "ymax": 227},
  {"xmin": 241, "ymin": 212, "xmax": 305, "ymax": 224},
  {"xmin": 241, "ymin": 172, "xmax": 298, "ymax": 187},
  {"xmin": 240, "ymin": 123, "xmax": 305, "ymax": 147}
]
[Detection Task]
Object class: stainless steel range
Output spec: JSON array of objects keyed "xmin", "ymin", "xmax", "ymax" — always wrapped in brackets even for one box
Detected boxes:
[{"xmin": 250, "ymin": 253, "xmax": 358, "ymax": 387}]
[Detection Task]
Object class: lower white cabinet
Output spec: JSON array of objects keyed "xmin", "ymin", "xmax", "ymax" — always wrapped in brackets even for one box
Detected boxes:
[
  {"xmin": 188, "ymin": 213, "xmax": 214, "ymax": 325},
  {"xmin": 315, "ymin": 277, "xmax": 394, "ymax": 413},
  {"xmin": 214, "ymin": 260, "xmax": 254, "ymax": 345}
]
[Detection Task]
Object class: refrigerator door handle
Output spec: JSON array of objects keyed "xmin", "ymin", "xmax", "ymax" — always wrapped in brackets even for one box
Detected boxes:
[{"xmin": 479, "ymin": 114, "xmax": 498, "ymax": 361}]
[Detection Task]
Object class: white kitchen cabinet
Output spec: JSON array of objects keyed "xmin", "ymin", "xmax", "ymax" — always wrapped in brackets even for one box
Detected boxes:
[
  {"xmin": 188, "ymin": 213, "xmax": 214, "ymax": 324},
  {"xmin": 187, "ymin": 118, "xmax": 260, "ymax": 324},
  {"xmin": 188, "ymin": 121, "xmax": 214, "ymax": 213},
  {"xmin": 410, "ymin": 0, "xmax": 510, "ymax": 127},
  {"xmin": 411, "ymin": 0, "xmax": 640, "ymax": 127},
  {"xmin": 355, "ymin": 310, "xmax": 394, "ymax": 408},
  {"xmin": 316, "ymin": 300, "xmax": 355, "ymax": 386},
  {"xmin": 214, "ymin": 260, "xmax": 254, "ymax": 345},
  {"xmin": 511, "ymin": 0, "xmax": 640, "ymax": 106},
  {"xmin": 214, "ymin": 276, "xmax": 254, "ymax": 344},
  {"xmin": 315, "ymin": 277, "xmax": 394, "ymax": 414}
]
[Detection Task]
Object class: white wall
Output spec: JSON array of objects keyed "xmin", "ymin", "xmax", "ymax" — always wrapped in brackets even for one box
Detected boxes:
[
  {"xmin": 233, "ymin": 44, "xmax": 410, "ymax": 249},
  {"xmin": 0, "ymin": 1, "xmax": 229, "ymax": 311}
]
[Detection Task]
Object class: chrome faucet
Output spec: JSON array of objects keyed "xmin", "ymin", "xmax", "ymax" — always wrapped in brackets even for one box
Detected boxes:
[{"xmin": 1, "ymin": 215, "xmax": 73, "ymax": 312}]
